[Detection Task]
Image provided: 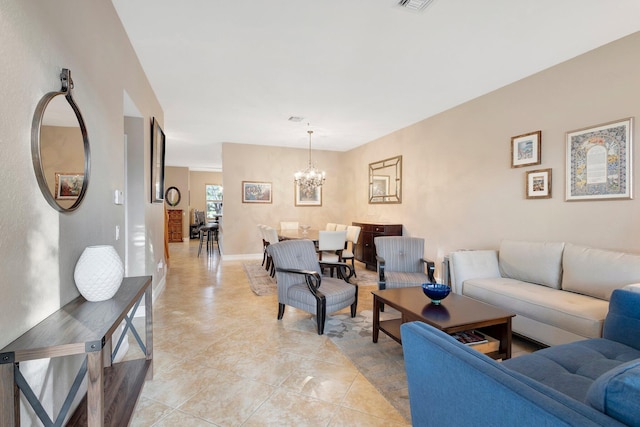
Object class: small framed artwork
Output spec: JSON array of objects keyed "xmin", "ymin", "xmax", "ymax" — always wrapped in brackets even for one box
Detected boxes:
[
  {"xmin": 150, "ymin": 117, "xmax": 166, "ymax": 203},
  {"xmin": 55, "ymin": 173, "xmax": 84, "ymax": 199},
  {"xmin": 295, "ymin": 184, "xmax": 322, "ymax": 206},
  {"xmin": 242, "ymin": 181, "xmax": 272, "ymax": 203},
  {"xmin": 511, "ymin": 131, "xmax": 542, "ymax": 168},
  {"xmin": 566, "ymin": 117, "xmax": 633, "ymax": 201},
  {"xmin": 526, "ymin": 168, "xmax": 552, "ymax": 199}
]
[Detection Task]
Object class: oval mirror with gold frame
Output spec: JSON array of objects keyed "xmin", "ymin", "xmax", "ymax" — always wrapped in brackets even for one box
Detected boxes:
[{"xmin": 31, "ymin": 68, "xmax": 90, "ymax": 212}]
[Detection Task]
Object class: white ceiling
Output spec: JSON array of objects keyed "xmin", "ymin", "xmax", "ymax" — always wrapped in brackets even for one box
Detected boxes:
[{"xmin": 112, "ymin": 0, "xmax": 640, "ymax": 171}]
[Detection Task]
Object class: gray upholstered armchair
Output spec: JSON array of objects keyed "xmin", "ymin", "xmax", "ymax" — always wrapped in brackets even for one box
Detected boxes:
[
  {"xmin": 374, "ymin": 236, "xmax": 436, "ymax": 291},
  {"xmin": 267, "ymin": 239, "xmax": 358, "ymax": 335}
]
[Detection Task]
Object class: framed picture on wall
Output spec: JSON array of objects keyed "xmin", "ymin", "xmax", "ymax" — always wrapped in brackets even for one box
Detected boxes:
[
  {"xmin": 511, "ymin": 130, "xmax": 542, "ymax": 168},
  {"xmin": 525, "ymin": 168, "xmax": 552, "ymax": 199},
  {"xmin": 566, "ymin": 117, "xmax": 633, "ymax": 201},
  {"xmin": 150, "ymin": 117, "xmax": 166, "ymax": 203},
  {"xmin": 295, "ymin": 183, "xmax": 322, "ymax": 206},
  {"xmin": 242, "ymin": 181, "xmax": 272, "ymax": 203},
  {"xmin": 55, "ymin": 172, "xmax": 84, "ymax": 199}
]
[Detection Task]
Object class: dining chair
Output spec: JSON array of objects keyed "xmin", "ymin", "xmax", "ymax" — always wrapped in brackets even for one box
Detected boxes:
[
  {"xmin": 341, "ymin": 225, "xmax": 361, "ymax": 277},
  {"xmin": 263, "ymin": 226, "xmax": 280, "ymax": 276},
  {"xmin": 267, "ymin": 239, "xmax": 357, "ymax": 335},
  {"xmin": 317, "ymin": 230, "xmax": 347, "ymax": 276},
  {"xmin": 325, "ymin": 223, "xmax": 337, "ymax": 231},
  {"xmin": 257, "ymin": 224, "xmax": 268, "ymax": 267},
  {"xmin": 280, "ymin": 221, "xmax": 299, "ymax": 230},
  {"xmin": 317, "ymin": 230, "xmax": 347, "ymax": 261},
  {"xmin": 193, "ymin": 209, "xmax": 206, "ymax": 226},
  {"xmin": 336, "ymin": 224, "xmax": 347, "ymax": 231}
]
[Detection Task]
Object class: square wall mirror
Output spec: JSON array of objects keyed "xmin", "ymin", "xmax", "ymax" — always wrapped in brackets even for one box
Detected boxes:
[{"xmin": 369, "ymin": 155, "xmax": 402, "ymax": 204}]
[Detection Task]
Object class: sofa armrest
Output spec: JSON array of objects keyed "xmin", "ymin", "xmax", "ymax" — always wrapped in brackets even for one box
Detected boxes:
[
  {"xmin": 603, "ymin": 289, "xmax": 640, "ymax": 350},
  {"xmin": 401, "ymin": 322, "xmax": 626, "ymax": 426},
  {"xmin": 623, "ymin": 283, "xmax": 640, "ymax": 293},
  {"xmin": 449, "ymin": 250, "xmax": 500, "ymax": 294}
]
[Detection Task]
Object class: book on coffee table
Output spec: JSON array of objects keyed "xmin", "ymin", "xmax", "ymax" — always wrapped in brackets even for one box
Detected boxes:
[{"xmin": 452, "ymin": 330, "xmax": 488, "ymax": 345}]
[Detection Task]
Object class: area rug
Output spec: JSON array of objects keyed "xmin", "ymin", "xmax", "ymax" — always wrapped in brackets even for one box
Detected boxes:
[
  {"xmin": 325, "ymin": 306, "xmax": 410, "ymax": 422},
  {"xmin": 243, "ymin": 262, "xmax": 276, "ymax": 295},
  {"xmin": 243, "ymin": 262, "xmax": 409, "ymax": 420}
]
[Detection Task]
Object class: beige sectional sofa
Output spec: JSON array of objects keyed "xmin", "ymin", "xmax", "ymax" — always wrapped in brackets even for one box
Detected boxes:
[{"xmin": 449, "ymin": 240, "xmax": 640, "ymax": 346}]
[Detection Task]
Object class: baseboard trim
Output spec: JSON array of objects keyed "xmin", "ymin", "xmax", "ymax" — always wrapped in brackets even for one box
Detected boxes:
[
  {"xmin": 222, "ymin": 253, "xmax": 263, "ymax": 261},
  {"xmin": 133, "ymin": 273, "xmax": 165, "ymax": 318}
]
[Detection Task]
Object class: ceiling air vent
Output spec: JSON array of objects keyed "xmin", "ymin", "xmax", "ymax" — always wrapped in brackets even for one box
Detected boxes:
[{"xmin": 398, "ymin": 0, "xmax": 434, "ymax": 11}]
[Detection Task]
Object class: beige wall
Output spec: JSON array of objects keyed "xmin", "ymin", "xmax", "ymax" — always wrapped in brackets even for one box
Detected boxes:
[
  {"xmin": 1, "ymin": 0, "xmax": 163, "ymax": 423},
  {"xmin": 222, "ymin": 32, "xmax": 640, "ymax": 273},
  {"xmin": 344, "ymin": 31, "xmax": 640, "ymax": 277},
  {"xmin": 222, "ymin": 144, "xmax": 348, "ymax": 257}
]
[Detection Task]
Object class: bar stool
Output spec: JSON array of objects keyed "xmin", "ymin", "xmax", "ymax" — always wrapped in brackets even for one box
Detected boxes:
[{"xmin": 198, "ymin": 223, "xmax": 219, "ymax": 256}]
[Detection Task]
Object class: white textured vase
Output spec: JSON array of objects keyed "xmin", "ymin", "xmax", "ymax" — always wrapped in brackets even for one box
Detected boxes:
[{"xmin": 74, "ymin": 245, "xmax": 124, "ymax": 302}]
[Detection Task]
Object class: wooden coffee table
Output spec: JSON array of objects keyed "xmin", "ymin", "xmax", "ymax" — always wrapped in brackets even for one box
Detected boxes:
[{"xmin": 372, "ymin": 287, "xmax": 516, "ymax": 359}]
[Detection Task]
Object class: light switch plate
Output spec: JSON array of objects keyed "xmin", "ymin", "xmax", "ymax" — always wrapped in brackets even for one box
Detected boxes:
[{"xmin": 114, "ymin": 190, "xmax": 124, "ymax": 205}]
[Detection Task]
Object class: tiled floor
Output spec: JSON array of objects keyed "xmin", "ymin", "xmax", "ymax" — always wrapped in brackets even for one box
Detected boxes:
[
  {"xmin": 129, "ymin": 240, "xmax": 410, "ymax": 426},
  {"xmin": 129, "ymin": 240, "xmax": 538, "ymax": 426}
]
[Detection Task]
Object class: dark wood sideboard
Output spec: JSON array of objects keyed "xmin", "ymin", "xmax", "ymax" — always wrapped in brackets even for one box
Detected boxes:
[{"xmin": 352, "ymin": 222, "xmax": 403, "ymax": 270}]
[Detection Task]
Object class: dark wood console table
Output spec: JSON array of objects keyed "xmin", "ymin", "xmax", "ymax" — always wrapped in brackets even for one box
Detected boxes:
[
  {"xmin": 0, "ymin": 276, "xmax": 153, "ymax": 426},
  {"xmin": 352, "ymin": 222, "xmax": 402, "ymax": 270}
]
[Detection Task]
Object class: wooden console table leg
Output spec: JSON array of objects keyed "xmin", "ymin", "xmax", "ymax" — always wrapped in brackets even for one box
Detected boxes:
[
  {"xmin": 145, "ymin": 285, "xmax": 154, "ymax": 379},
  {"xmin": 86, "ymin": 350, "xmax": 105, "ymax": 427},
  {"xmin": 0, "ymin": 363, "xmax": 18, "ymax": 426}
]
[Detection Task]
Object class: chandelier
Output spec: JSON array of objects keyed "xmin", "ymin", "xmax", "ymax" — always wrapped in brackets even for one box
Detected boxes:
[{"xmin": 294, "ymin": 128, "xmax": 326, "ymax": 192}]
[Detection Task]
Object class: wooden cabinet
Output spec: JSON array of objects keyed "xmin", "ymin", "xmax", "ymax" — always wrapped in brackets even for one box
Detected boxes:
[
  {"xmin": 352, "ymin": 222, "xmax": 402, "ymax": 270},
  {"xmin": 168, "ymin": 209, "xmax": 183, "ymax": 242},
  {"xmin": 0, "ymin": 276, "xmax": 153, "ymax": 427}
]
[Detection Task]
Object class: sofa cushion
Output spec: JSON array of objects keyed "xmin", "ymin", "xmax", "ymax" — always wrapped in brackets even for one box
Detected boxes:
[
  {"xmin": 503, "ymin": 339, "xmax": 640, "ymax": 403},
  {"xmin": 402, "ymin": 321, "xmax": 628, "ymax": 426},
  {"xmin": 498, "ymin": 240, "xmax": 564, "ymax": 289},
  {"xmin": 562, "ymin": 243, "xmax": 640, "ymax": 301},
  {"xmin": 463, "ymin": 277, "xmax": 608, "ymax": 338},
  {"xmin": 586, "ymin": 359, "xmax": 640, "ymax": 427}
]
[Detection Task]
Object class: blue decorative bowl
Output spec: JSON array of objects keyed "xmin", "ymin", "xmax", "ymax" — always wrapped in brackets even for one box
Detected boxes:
[{"xmin": 422, "ymin": 283, "xmax": 451, "ymax": 305}]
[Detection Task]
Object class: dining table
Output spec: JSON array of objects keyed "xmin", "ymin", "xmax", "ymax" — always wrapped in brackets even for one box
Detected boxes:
[{"xmin": 277, "ymin": 228, "xmax": 319, "ymax": 243}]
